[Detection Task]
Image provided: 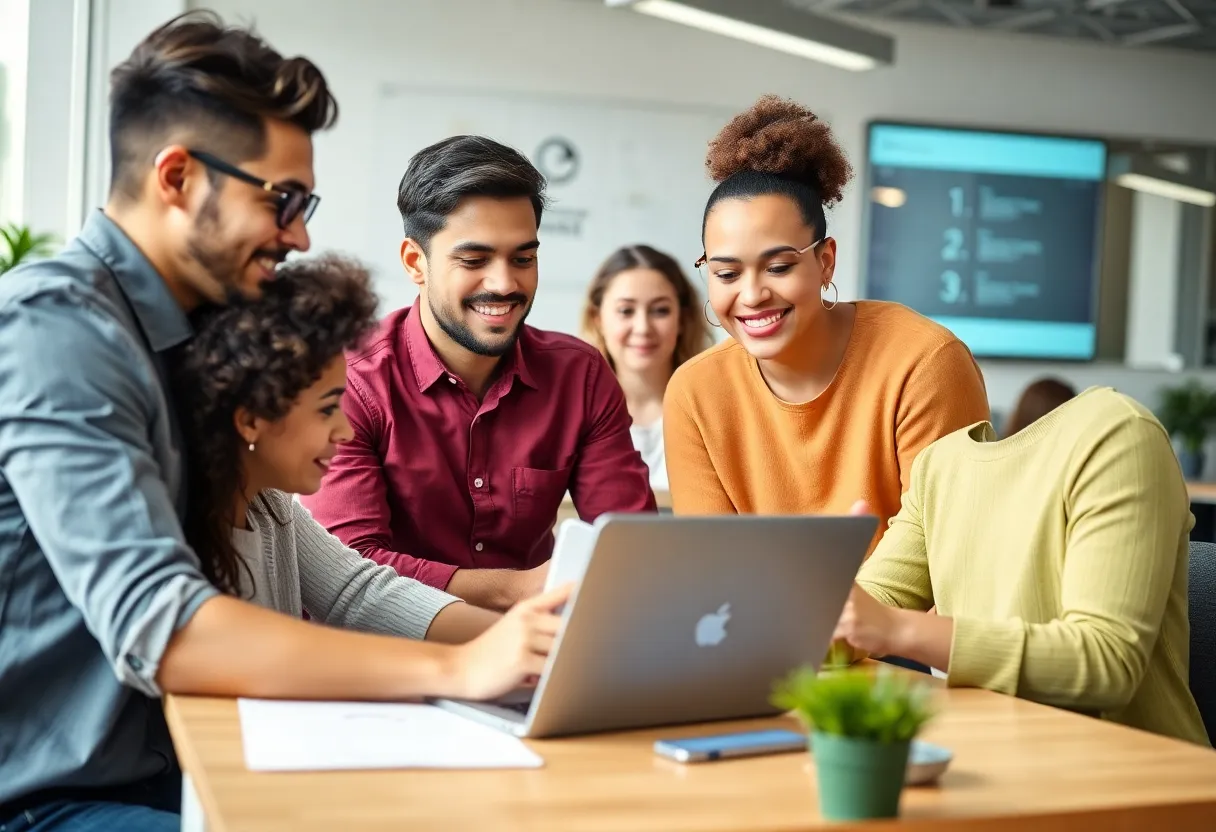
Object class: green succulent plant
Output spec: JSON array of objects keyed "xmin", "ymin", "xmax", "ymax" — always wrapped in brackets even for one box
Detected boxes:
[{"xmin": 772, "ymin": 664, "xmax": 935, "ymax": 743}]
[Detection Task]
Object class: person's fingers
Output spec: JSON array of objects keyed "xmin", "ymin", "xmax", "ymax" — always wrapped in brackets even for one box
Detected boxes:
[
  {"xmin": 528, "ymin": 632, "xmax": 556, "ymax": 656},
  {"xmin": 531, "ymin": 612, "xmax": 562, "ymax": 637},
  {"xmin": 526, "ymin": 581, "xmax": 575, "ymax": 611},
  {"xmin": 523, "ymin": 653, "xmax": 547, "ymax": 677}
]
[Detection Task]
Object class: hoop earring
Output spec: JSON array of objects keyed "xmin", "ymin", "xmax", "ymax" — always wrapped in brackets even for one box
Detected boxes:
[
  {"xmin": 703, "ymin": 300, "xmax": 722, "ymax": 329},
  {"xmin": 821, "ymin": 281, "xmax": 839, "ymax": 311}
]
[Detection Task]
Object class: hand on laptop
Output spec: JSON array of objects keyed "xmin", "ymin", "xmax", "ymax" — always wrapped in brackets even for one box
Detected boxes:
[
  {"xmin": 832, "ymin": 583, "xmax": 902, "ymax": 658},
  {"xmin": 448, "ymin": 582, "xmax": 573, "ymax": 701}
]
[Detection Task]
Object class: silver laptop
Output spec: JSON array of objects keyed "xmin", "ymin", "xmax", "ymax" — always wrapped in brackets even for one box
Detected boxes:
[{"xmin": 433, "ymin": 512, "xmax": 876, "ymax": 738}]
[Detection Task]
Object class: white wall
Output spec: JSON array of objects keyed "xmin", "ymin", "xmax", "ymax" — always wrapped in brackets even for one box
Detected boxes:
[
  {"xmin": 1126, "ymin": 192, "xmax": 1182, "ymax": 371},
  {"xmin": 0, "ymin": 0, "xmax": 29, "ymax": 223},
  {"xmin": 147, "ymin": 0, "xmax": 1216, "ymax": 413}
]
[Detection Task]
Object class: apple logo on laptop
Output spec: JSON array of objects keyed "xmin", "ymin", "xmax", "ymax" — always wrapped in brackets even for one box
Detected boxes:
[{"xmin": 695, "ymin": 603, "xmax": 731, "ymax": 647}]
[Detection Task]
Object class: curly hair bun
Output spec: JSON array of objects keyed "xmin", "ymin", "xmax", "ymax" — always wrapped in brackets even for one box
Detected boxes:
[{"xmin": 706, "ymin": 95, "xmax": 853, "ymax": 206}]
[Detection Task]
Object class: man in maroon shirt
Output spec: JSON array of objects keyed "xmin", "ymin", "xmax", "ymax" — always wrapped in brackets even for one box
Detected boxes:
[{"xmin": 301, "ymin": 135, "xmax": 656, "ymax": 610}]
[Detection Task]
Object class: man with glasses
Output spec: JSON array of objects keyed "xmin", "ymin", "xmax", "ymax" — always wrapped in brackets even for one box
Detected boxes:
[
  {"xmin": 0, "ymin": 12, "xmax": 335, "ymax": 831},
  {"xmin": 0, "ymin": 12, "xmax": 553, "ymax": 832}
]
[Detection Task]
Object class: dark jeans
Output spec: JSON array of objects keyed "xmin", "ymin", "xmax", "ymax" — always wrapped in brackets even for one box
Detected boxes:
[
  {"xmin": 0, "ymin": 802, "xmax": 178, "ymax": 832},
  {"xmin": 0, "ymin": 771, "xmax": 180, "ymax": 832}
]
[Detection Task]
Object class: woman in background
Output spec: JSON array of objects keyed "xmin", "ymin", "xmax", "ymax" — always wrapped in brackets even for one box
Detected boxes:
[
  {"xmin": 663, "ymin": 95, "xmax": 991, "ymax": 550},
  {"xmin": 1005, "ymin": 377, "xmax": 1077, "ymax": 437},
  {"xmin": 582, "ymin": 245, "xmax": 712, "ymax": 491},
  {"xmin": 172, "ymin": 253, "xmax": 568, "ymax": 700}
]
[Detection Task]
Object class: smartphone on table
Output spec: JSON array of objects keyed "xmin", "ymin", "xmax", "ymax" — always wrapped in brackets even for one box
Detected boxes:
[{"xmin": 653, "ymin": 729, "xmax": 807, "ymax": 763}]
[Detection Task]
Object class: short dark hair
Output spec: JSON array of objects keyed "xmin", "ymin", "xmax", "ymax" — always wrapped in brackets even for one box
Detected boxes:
[
  {"xmin": 108, "ymin": 10, "xmax": 338, "ymax": 200},
  {"xmin": 172, "ymin": 253, "xmax": 378, "ymax": 595},
  {"xmin": 396, "ymin": 135, "xmax": 548, "ymax": 251}
]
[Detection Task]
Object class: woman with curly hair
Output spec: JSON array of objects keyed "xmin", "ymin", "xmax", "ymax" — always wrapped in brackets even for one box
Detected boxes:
[
  {"xmin": 172, "ymin": 253, "xmax": 570, "ymax": 699},
  {"xmin": 580, "ymin": 245, "xmax": 712, "ymax": 491},
  {"xmin": 664, "ymin": 96, "xmax": 990, "ymax": 550}
]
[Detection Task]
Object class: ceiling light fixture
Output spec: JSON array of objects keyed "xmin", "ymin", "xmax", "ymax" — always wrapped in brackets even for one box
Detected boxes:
[
  {"xmin": 1110, "ymin": 155, "xmax": 1216, "ymax": 207},
  {"xmin": 1114, "ymin": 173, "xmax": 1216, "ymax": 207},
  {"xmin": 606, "ymin": 0, "xmax": 894, "ymax": 72}
]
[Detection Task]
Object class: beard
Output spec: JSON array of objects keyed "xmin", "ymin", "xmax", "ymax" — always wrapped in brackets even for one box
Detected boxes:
[
  {"xmin": 184, "ymin": 191, "xmax": 287, "ymax": 302},
  {"xmin": 430, "ymin": 291, "xmax": 532, "ymax": 357}
]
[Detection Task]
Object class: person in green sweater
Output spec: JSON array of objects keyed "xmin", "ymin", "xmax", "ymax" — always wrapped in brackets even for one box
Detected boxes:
[{"xmin": 834, "ymin": 386, "xmax": 1210, "ymax": 746}]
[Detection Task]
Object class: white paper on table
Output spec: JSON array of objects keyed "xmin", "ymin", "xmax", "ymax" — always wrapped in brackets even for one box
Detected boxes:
[
  {"xmin": 237, "ymin": 699, "xmax": 544, "ymax": 771},
  {"xmin": 545, "ymin": 518, "xmax": 598, "ymax": 594}
]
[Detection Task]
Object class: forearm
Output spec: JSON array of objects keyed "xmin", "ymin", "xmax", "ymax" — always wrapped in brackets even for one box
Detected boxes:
[
  {"xmin": 445, "ymin": 568, "xmax": 520, "ymax": 611},
  {"xmin": 888, "ymin": 609, "xmax": 954, "ymax": 671},
  {"xmin": 949, "ymin": 615, "xmax": 1149, "ymax": 710},
  {"xmin": 425, "ymin": 601, "xmax": 501, "ymax": 644},
  {"xmin": 157, "ymin": 596, "xmax": 464, "ymax": 701}
]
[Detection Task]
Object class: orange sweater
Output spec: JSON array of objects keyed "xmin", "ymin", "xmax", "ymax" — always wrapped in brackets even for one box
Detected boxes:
[{"xmin": 663, "ymin": 301, "xmax": 990, "ymax": 551}]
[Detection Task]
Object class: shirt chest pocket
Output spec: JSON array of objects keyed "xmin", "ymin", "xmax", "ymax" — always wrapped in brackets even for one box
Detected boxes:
[{"xmin": 512, "ymin": 465, "xmax": 573, "ymax": 525}]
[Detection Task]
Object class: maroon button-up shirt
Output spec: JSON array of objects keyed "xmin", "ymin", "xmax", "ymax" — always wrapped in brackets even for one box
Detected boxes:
[{"xmin": 300, "ymin": 303, "xmax": 657, "ymax": 589}]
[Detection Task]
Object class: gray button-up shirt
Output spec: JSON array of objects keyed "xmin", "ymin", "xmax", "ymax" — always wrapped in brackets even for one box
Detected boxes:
[{"xmin": 0, "ymin": 211, "xmax": 218, "ymax": 804}]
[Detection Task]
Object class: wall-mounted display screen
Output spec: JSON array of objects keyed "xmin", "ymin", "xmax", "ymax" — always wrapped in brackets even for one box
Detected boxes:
[{"xmin": 863, "ymin": 122, "xmax": 1107, "ymax": 360}]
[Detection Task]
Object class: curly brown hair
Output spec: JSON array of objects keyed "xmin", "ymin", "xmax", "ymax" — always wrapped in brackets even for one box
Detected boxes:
[
  {"xmin": 172, "ymin": 253, "xmax": 379, "ymax": 595},
  {"xmin": 702, "ymin": 95, "xmax": 854, "ymax": 240},
  {"xmin": 580, "ymin": 245, "xmax": 712, "ymax": 372},
  {"xmin": 706, "ymin": 95, "xmax": 852, "ymax": 204}
]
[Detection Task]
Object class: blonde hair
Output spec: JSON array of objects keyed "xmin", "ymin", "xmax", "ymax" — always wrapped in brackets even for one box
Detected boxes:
[{"xmin": 581, "ymin": 244, "xmax": 712, "ymax": 372}]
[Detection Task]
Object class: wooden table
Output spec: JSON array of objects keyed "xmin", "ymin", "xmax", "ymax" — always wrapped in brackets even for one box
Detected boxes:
[
  {"xmin": 165, "ymin": 678, "xmax": 1216, "ymax": 831},
  {"xmin": 1188, "ymin": 481, "xmax": 1216, "ymax": 505}
]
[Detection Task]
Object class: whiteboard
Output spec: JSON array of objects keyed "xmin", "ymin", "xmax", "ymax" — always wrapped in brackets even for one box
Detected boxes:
[{"xmin": 370, "ymin": 85, "xmax": 736, "ymax": 336}]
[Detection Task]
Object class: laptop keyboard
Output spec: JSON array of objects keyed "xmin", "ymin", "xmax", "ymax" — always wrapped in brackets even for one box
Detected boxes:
[{"xmin": 501, "ymin": 700, "xmax": 531, "ymax": 714}]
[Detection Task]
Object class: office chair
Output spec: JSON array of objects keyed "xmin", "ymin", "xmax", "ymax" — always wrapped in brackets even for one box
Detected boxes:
[{"xmin": 1189, "ymin": 540, "xmax": 1216, "ymax": 745}]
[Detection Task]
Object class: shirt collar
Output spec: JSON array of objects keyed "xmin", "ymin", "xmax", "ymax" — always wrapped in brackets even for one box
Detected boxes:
[
  {"xmin": 403, "ymin": 300, "xmax": 538, "ymax": 393},
  {"xmin": 504, "ymin": 332, "xmax": 538, "ymax": 391},
  {"xmin": 403, "ymin": 301, "xmax": 448, "ymax": 392},
  {"xmin": 77, "ymin": 210, "xmax": 192, "ymax": 353}
]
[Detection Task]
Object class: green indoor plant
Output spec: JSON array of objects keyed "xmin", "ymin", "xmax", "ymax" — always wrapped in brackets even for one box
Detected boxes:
[
  {"xmin": 772, "ymin": 664, "xmax": 935, "ymax": 822},
  {"xmin": 0, "ymin": 222, "xmax": 57, "ymax": 275},
  {"xmin": 1158, "ymin": 380, "xmax": 1216, "ymax": 479}
]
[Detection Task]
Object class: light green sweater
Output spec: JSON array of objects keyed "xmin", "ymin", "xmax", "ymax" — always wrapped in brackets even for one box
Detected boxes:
[{"xmin": 857, "ymin": 387, "xmax": 1210, "ymax": 746}]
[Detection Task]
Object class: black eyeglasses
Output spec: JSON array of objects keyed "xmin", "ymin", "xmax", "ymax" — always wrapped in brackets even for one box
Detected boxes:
[
  {"xmin": 187, "ymin": 149, "xmax": 320, "ymax": 229},
  {"xmin": 694, "ymin": 238, "xmax": 823, "ymax": 270}
]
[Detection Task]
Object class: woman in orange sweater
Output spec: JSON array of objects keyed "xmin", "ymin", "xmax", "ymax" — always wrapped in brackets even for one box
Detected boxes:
[{"xmin": 664, "ymin": 96, "xmax": 990, "ymax": 548}]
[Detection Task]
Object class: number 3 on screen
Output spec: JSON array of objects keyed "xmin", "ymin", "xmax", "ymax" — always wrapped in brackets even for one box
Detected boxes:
[{"xmin": 940, "ymin": 271, "xmax": 962, "ymax": 304}]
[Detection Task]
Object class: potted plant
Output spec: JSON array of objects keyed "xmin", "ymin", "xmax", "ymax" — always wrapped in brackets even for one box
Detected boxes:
[
  {"xmin": 0, "ymin": 223, "xmax": 57, "ymax": 275},
  {"xmin": 772, "ymin": 664, "xmax": 935, "ymax": 822},
  {"xmin": 1158, "ymin": 380, "xmax": 1216, "ymax": 479}
]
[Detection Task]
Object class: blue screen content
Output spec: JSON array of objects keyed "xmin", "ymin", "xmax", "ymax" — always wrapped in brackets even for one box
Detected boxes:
[
  {"xmin": 864, "ymin": 124, "xmax": 1107, "ymax": 360},
  {"xmin": 667, "ymin": 730, "xmax": 805, "ymax": 753}
]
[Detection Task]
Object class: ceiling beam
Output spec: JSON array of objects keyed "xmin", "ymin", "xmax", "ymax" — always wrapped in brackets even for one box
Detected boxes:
[
  {"xmin": 1122, "ymin": 21, "xmax": 1202, "ymax": 45},
  {"xmin": 1075, "ymin": 14, "xmax": 1117, "ymax": 41},
  {"xmin": 1162, "ymin": 0, "xmax": 1196, "ymax": 23},
  {"xmin": 925, "ymin": 0, "xmax": 972, "ymax": 26},
  {"xmin": 874, "ymin": 0, "xmax": 922, "ymax": 14},
  {"xmin": 990, "ymin": 9, "xmax": 1057, "ymax": 30}
]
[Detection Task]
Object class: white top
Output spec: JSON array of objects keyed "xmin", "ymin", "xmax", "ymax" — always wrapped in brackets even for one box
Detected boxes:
[
  {"xmin": 230, "ymin": 490, "xmax": 458, "ymax": 639},
  {"xmin": 630, "ymin": 418, "xmax": 667, "ymax": 491}
]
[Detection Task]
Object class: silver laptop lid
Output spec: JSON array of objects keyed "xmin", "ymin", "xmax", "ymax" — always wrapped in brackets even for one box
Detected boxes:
[{"xmin": 525, "ymin": 513, "xmax": 875, "ymax": 738}]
